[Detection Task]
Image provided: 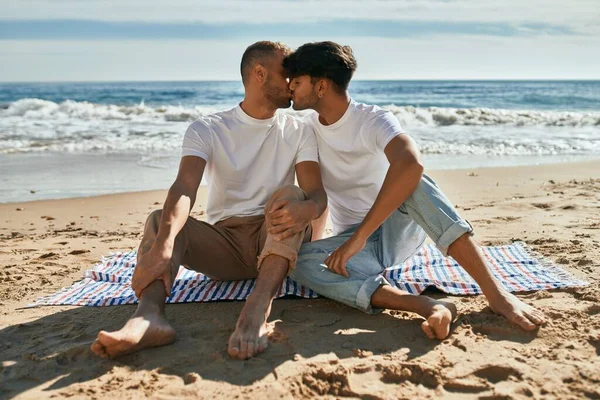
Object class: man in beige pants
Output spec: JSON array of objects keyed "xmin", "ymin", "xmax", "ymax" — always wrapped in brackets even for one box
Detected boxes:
[{"xmin": 91, "ymin": 41, "xmax": 327, "ymax": 360}]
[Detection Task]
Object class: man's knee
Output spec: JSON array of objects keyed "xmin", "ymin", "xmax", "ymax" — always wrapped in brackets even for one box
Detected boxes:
[
  {"xmin": 146, "ymin": 209, "xmax": 163, "ymax": 227},
  {"xmin": 264, "ymin": 185, "xmax": 307, "ymax": 213}
]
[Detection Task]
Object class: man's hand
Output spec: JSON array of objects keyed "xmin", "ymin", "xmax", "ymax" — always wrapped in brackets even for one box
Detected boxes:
[
  {"xmin": 268, "ymin": 199, "xmax": 316, "ymax": 241},
  {"xmin": 131, "ymin": 245, "xmax": 174, "ymax": 298},
  {"xmin": 324, "ymin": 234, "xmax": 367, "ymax": 277}
]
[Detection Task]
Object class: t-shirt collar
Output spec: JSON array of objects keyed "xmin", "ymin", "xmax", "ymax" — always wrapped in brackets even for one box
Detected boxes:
[
  {"xmin": 235, "ymin": 103, "xmax": 277, "ymax": 126},
  {"xmin": 314, "ymin": 99, "xmax": 355, "ymax": 130}
]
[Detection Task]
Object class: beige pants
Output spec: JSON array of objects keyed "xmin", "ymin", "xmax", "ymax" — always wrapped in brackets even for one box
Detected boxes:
[{"xmin": 138, "ymin": 185, "xmax": 311, "ymax": 282}]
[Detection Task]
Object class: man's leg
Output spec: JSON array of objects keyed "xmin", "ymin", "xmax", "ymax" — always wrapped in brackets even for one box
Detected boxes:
[
  {"xmin": 91, "ymin": 209, "xmax": 180, "ymax": 358},
  {"xmin": 227, "ymin": 256, "xmax": 288, "ymax": 359},
  {"xmin": 448, "ymin": 234, "xmax": 545, "ymax": 330},
  {"xmin": 370, "ymin": 286, "xmax": 456, "ymax": 339},
  {"xmin": 228, "ymin": 185, "xmax": 311, "ymax": 359},
  {"xmin": 91, "ymin": 209, "xmax": 256, "ymax": 359},
  {"xmin": 401, "ymin": 174, "xmax": 546, "ymax": 330},
  {"xmin": 290, "ymin": 230, "xmax": 457, "ymax": 339}
]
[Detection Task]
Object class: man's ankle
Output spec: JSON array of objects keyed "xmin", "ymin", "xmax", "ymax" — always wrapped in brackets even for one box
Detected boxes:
[{"xmin": 135, "ymin": 301, "xmax": 164, "ymax": 316}]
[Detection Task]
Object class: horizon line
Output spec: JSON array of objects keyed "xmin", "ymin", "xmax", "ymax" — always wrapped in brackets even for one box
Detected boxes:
[{"xmin": 2, "ymin": 78, "xmax": 600, "ymax": 84}]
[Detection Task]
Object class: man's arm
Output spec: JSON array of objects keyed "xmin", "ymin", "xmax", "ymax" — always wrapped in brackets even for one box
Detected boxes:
[
  {"xmin": 268, "ymin": 161, "xmax": 327, "ymax": 241},
  {"xmin": 324, "ymin": 134, "xmax": 424, "ymax": 277},
  {"xmin": 131, "ymin": 156, "xmax": 206, "ymax": 296},
  {"xmin": 353, "ymin": 134, "xmax": 423, "ymax": 242},
  {"xmin": 155, "ymin": 156, "xmax": 206, "ymax": 248}
]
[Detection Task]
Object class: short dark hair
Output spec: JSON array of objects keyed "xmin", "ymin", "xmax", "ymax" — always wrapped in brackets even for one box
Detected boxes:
[
  {"xmin": 283, "ymin": 41, "xmax": 357, "ymax": 92},
  {"xmin": 240, "ymin": 41, "xmax": 291, "ymax": 85}
]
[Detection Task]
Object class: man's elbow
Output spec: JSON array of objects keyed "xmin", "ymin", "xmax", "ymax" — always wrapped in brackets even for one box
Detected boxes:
[
  {"xmin": 310, "ymin": 188, "xmax": 328, "ymax": 214},
  {"xmin": 169, "ymin": 181, "xmax": 196, "ymax": 203},
  {"xmin": 396, "ymin": 152, "xmax": 424, "ymax": 178},
  {"xmin": 412, "ymin": 157, "xmax": 425, "ymax": 177}
]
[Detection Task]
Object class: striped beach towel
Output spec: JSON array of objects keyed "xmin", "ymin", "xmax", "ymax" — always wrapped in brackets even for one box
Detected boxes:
[{"xmin": 31, "ymin": 242, "xmax": 587, "ymax": 307}]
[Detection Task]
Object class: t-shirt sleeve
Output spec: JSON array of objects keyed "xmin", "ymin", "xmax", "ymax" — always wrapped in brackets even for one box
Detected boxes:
[
  {"xmin": 181, "ymin": 119, "xmax": 212, "ymax": 161},
  {"xmin": 295, "ymin": 124, "xmax": 319, "ymax": 165},
  {"xmin": 370, "ymin": 110, "xmax": 405, "ymax": 152}
]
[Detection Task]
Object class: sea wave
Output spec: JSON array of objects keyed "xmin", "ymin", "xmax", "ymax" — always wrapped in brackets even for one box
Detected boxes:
[
  {"xmin": 1, "ymin": 98, "xmax": 599, "ymax": 156},
  {"xmin": 1, "ymin": 98, "xmax": 221, "ymax": 122},
  {"xmin": 3, "ymin": 98, "xmax": 600, "ymax": 127},
  {"xmin": 382, "ymin": 105, "xmax": 600, "ymax": 127}
]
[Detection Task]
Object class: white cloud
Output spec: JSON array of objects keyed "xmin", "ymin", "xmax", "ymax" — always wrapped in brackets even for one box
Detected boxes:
[
  {"xmin": 2, "ymin": 0, "xmax": 599, "ymax": 32},
  {"xmin": 1, "ymin": 34, "xmax": 599, "ymax": 81}
]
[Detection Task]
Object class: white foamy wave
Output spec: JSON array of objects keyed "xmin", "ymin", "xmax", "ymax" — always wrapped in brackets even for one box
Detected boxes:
[
  {"xmin": 2, "ymin": 98, "xmax": 220, "ymax": 122},
  {"xmin": 0, "ymin": 98, "xmax": 221, "ymax": 154},
  {"xmin": 1, "ymin": 99, "xmax": 599, "ymax": 156},
  {"xmin": 383, "ymin": 105, "xmax": 600, "ymax": 128},
  {"xmin": 417, "ymin": 139, "xmax": 600, "ymax": 156}
]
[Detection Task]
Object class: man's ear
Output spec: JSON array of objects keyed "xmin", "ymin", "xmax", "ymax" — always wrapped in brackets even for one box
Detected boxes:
[
  {"xmin": 253, "ymin": 64, "xmax": 267, "ymax": 84},
  {"xmin": 316, "ymin": 79, "xmax": 329, "ymax": 97}
]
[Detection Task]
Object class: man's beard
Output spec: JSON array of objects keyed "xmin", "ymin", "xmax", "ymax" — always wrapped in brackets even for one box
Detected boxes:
[
  {"xmin": 264, "ymin": 78, "xmax": 291, "ymax": 109},
  {"xmin": 292, "ymin": 91, "xmax": 320, "ymax": 111}
]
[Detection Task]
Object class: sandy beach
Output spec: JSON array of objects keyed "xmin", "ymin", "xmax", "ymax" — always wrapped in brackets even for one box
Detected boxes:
[{"xmin": 1, "ymin": 161, "xmax": 599, "ymax": 399}]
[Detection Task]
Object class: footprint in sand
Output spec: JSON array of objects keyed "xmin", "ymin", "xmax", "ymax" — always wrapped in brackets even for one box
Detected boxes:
[
  {"xmin": 471, "ymin": 364, "xmax": 523, "ymax": 384},
  {"xmin": 301, "ymin": 365, "xmax": 353, "ymax": 396},
  {"xmin": 380, "ymin": 363, "xmax": 442, "ymax": 388},
  {"xmin": 531, "ymin": 203, "xmax": 552, "ymax": 210},
  {"xmin": 69, "ymin": 249, "xmax": 90, "ymax": 255},
  {"xmin": 494, "ymin": 216, "xmax": 522, "ymax": 222},
  {"xmin": 444, "ymin": 377, "xmax": 490, "ymax": 393},
  {"xmin": 39, "ymin": 252, "xmax": 59, "ymax": 259}
]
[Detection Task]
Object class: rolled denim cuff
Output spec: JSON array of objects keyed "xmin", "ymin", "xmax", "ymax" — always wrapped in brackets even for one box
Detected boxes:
[
  {"xmin": 436, "ymin": 219, "xmax": 474, "ymax": 256},
  {"xmin": 355, "ymin": 274, "xmax": 390, "ymax": 314}
]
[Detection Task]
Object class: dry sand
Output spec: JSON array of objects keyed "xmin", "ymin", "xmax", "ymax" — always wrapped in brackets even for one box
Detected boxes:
[{"xmin": 1, "ymin": 161, "xmax": 599, "ymax": 399}]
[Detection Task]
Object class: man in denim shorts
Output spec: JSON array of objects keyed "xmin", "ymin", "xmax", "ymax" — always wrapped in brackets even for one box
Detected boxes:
[
  {"xmin": 279, "ymin": 42, "xmax": 546, "ymax": 339},
  {"xmin": 91, "ymin": 41, "xmax": 327, "ymax": 360}
]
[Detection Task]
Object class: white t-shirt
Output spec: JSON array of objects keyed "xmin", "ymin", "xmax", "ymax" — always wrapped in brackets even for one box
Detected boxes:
[
  {"xmin": 308, "ymin": 100, "xmax": 404, "ymax": 234},
  {"xmin": 182, "ymin": 105, "xmax": 318, "ymax": 224}
]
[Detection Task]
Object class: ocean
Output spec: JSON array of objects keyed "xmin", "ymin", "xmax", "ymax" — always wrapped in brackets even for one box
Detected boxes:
[{"xmin": 1, "ymin": 80, "xmax": 600, "ymax": 202}]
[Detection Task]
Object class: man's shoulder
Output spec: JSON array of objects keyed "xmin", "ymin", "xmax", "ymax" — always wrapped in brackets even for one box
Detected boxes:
[
  {"xmin": 352, "ymin": 101, "xmax": 391, "ymax": 122},
  {"xmin": 350, "ymin": 101, "xmax": 402, "ymax": 139},
  {"xmin": 187, "ymin": 107, "xmax": 236, "ymax": 134}
]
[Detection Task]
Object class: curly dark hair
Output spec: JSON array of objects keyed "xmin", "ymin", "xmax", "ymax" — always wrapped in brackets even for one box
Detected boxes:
[{"xmin": 283, "ymin": 41, "xmax": 357, "ymax": 93}]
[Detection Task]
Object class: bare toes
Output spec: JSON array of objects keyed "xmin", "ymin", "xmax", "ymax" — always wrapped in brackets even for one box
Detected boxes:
[
  {"xmin": 90, "ymin": 340, "xmax": 108, "ymax": 358},
  {"xmin": 227, "ymin": 341, "xmax": 240, "ymax": 358},
  {"xmin": 512, "ymin": 313, "xmax": 536, "ymax": 331},
  {"xmin": 525, "ymin": 310, "xmax": 545, "ymax": 325},
  {"xmin": 532, "ymin": 309, "xmax": 546, "ymax": 322},
  {"xmin": 258, "ymin": 336, "xmax": 269, "ymax": 353},
  {"xmin": 246, "ymin": 341, "xmax": 257, "ymax": 359},
  {"xmin": 238, "ymin": 340, "xmax": 249, "ymax": 360},
  {"xmin": 421, "ymin": 321, "xmax": 436, "ymax": 340},
  {"xmin": 430, "ymin": 316, "xmax": 448, "ymax": 339}
]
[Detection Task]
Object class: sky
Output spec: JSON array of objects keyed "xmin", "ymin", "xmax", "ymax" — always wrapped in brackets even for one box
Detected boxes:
[{"xmin": 1, "ymin": 0, "xmax": 599, "ymax": 81}]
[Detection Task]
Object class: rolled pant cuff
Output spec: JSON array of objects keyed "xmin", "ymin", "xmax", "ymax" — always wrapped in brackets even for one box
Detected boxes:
[
  {"xmin": 257, "ymin": 241, "xmax": 298, "ymax": 273},
  {"xmin": 356, "ymin": 274, "xmax": 390, "ymax": 314},
  {"xmin": 435, "ymin": 220, "xmax": 473, "ymax": 256}
]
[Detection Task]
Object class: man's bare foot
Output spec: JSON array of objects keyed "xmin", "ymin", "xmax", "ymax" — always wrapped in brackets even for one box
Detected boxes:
[
  {"xmin": 488, "ymin": 290, "xmax": 546, "ymax": 331},
  {"xmin": 228, "ymin": 305, "xmax": 269, "ymax": 360},
  {"xmin": 90, "ymin": 313, "xmax": 176, "ymax": 359},
  {"xmin": 421, "ymin": 301, "xmax": 457, "ymax": 340}
]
